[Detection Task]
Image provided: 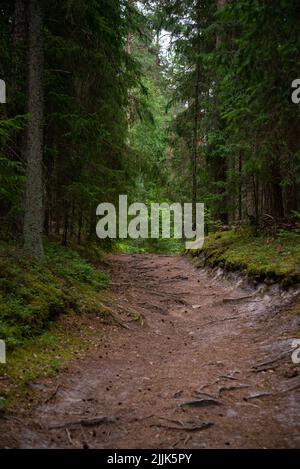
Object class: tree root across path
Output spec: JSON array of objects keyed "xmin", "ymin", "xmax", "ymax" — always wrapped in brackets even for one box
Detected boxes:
[{"xmin": 0, "ymin": 253, "xmax": 299, "ymax": 449}]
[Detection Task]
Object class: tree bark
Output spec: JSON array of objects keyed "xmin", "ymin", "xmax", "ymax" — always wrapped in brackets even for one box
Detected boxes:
[
  {"xmin": 13, "ymin": 0, "xmax": 27, "ymax": 107},
  {"xmin": 23, "ymin": 0, "xmax": 44, "ymax": 260},
  {"xmin": 62, "ymin": 201, "xmax": 69, "ymax": 246},
  {"xmin": 192, "ymin": 0, "xmax": 201, "ymax": 231},
  {"xmin": 78, "ymin": 207, "xmax": 83, "ymax": 245},
  {"xmin": 192, "ymin": 58, "xmax": 200, "ymax": 231},
  {"xmin": 238, "ymin": 153, "xmax": 242, "ymax": 220}
]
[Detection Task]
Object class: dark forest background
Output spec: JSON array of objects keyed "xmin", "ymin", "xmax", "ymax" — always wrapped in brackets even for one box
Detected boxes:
[{"xmin": 1, "ymin": 0, "xmax": 300, "ymax": 256}]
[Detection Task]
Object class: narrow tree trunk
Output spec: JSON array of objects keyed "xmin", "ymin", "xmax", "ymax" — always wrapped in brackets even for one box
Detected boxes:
[
  {"xmin": 192, "ymin": 59, "xmax": 200, "ymax": 231},
  {"xmin": 62, "ymin": 201, "xmax": 69, "ymax": 246},
  {"xmin": 55, "ymin": 212, "xmax": 60, "ymax": 236},
  {"xmin": 70, "ymin": 201, "xmax": 75, "ymax": 239},
  {"xmin": 252, "ymin": 174, "xmax": 259, "ymax": 236},
  {"xmin": 13, "ymin": 0, "xmax": 27, "ymax": 108},
  {"xmin": 216, "ymin": 0, "xmax": 226, "ymax": 47},
  {"xmin": 238, "ymin": 153, "xmax": 242, "ymax": 221},
  {"xmin": 44, "ymin": 203, "xmax": 49, "ymax": 236},
  {"xmin": 88, "ymin": 205, "xmax": 95, "ymax": 240},
  {"xmin": 78, "ymin": 208, "xmax": 83, "ymax": 245},
  {"xmin": 23, "ymin": 0, "xmax": 44, "ymax": 260},
  {"xmin": 192, "ymin": 1, "xmax": 201, "ymax": 231},
  {"xmin": 126, "ymin": 0, "xmax": 134, "ymax": 127},
  {"xmin": 214, "ymin": 0, "xmax": 228, "ymax": 224}
]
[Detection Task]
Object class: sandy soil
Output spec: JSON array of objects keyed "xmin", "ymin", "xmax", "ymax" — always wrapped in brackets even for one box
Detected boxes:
[{"xmin": 1, "ymin": 253, "xmax": 300, "ymax": 448}]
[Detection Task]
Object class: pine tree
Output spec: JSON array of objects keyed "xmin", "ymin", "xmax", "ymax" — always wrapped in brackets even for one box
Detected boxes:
[{"xmin": 23, "ymin": 0, "xmax": 44, "ymax": 259}]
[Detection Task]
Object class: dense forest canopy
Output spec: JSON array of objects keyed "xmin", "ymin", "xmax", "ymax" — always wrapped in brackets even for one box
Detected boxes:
[{"xmin": 0, "ymin": 0, "xmax": 300, "ymax": 257}]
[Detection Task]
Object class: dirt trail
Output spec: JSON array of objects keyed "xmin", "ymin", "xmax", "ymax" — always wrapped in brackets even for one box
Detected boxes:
[{"xmin": 2, "ymin": 254, "xmax": 300, "ymax": 448}]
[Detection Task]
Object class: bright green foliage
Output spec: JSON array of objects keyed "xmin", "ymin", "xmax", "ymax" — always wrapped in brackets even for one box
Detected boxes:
[
  {"xmin": 0, "ymin": 0, "xmax": 146, "ymax": 245},
  {"xmin": 1, "ymin": 1, "xmax": 300, "ymax": 352},
  {"xmin": 42, "ymin": 0, "xmax": 144, "ymax": 243},
  {"xmin": 160, "ymin": 0, "xmax": 300, "ymax": 226}
]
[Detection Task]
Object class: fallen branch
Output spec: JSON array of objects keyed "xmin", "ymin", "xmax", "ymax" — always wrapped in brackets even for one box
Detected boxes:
[
  {"xmin": 218, "ymin": 384, "xmax": 249, "ymax": 397},
  {"xmin": 49, "ymin": 416, "xmax": 117, "ymax": 429},
  {"xmin": 223, "ymin": 293, "xmax": 256, "ymax": 303},
  {"xmin": 245, "ymin": 379, "xmax": 300, "ymax": 400},
  {"xmin": 251, "ymin": 363, "xmax": 280, "ymax": 373},
  {"xmin": 179, "ymin": 398, "xmax": 222, "ymax": 409},
  {"xmin": 215, "ymin": 316, "xmax": 239, "ymax": 323},
  {"xmin": 277, "ymin": 379, "xmax": 300, "ymax": 396},
  {"xmin": 244, "ymin": 392, "xmax": 272, "ymax": 401},
  {"xmin": 219, "ymin": 375, "xmax": 240, "ymax": 381},
  {"xmin": 252, "ymin": 348, "xmax": 294, "ymax": 372},
  {"xmin": 150, "ymin": 421, "xmax": 213, "ymax": 432},
  {"xmin": 194, "ymin": 391, "xmax": 219, "ymax": 400}
]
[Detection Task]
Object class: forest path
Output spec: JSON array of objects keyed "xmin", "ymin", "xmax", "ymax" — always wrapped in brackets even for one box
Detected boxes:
[{"xmin": 5, "ymin": 254, "xmax": 300, "ymax": 448}]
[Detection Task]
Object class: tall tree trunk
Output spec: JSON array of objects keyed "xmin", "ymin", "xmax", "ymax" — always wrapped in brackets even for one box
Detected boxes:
[
  {"xmin": 23, "ymin": 0, "xmax": 44, "ymax": 260},
  {"xmin": 62, "ymin": 201, "xmax": 69, "ymax": 246},
  {"xmin": 238, "ymin": 153, "xmax": 242, "ymax": 220},
  {"xmin": 269, "ymin": 160, "xmax": 284, "ymax": 219},
  {"xmin": 78, "ymin": 207, "xmax": 83, "ymax": 245},
  {"xmin": 13, "ymin": 0, "xmax": 27, "ymax": 112},
  {"xmin": 214, "ymin": 0, "xmax": 228, "ymax": 224},
  {"xmin": 192, "ymin": 0, "xmax": 201, "ymax": 231},
  {"xmin": 216, "ymin": 0, "xmax": 226, "ymax": 48},
  {"xmin": 70, "ymin": 201, "xmax": 75, "ymax": 239},
  {"xmin": 88, "ymin": 204, "xmax": 95, "ymax": 240},
  {"xmin": 192, "ymin": 59, "xmax": 200, "ymax": 231},
  {"xmin": 126, "ymin": 0, "xmax": 134, "ymax": 127}
]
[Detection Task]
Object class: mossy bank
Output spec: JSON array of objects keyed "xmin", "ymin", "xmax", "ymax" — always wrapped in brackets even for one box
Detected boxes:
[
  {"xmin": 189, "ymin": 230, "xmax": 300, "ymax": 287},
  {"xmin": 0, "ymin": 240, "xmax": 110, "ymax": 410}
]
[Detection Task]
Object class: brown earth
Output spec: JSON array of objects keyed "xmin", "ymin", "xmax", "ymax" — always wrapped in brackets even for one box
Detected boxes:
[{"xmin": 1, "ymin": 253, "xmax": 300, "ymax": 448}]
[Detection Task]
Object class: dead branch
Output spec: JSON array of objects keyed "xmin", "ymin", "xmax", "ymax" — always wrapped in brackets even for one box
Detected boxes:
[
  {"xmin": 218, "ymin": 384, "xmax": 249, "ymax": 397},
  {"xmin": 179, "ymin": 398, "xmax": 222, "ymax": 409},
  {"xmin": 219, "ymin": 375, "xmax": 240, "ymax": 381},
  {"xmin": 150, "ymin": 421, "xmax": 213, "ymax": 432},
  {"xmin": 49, "ymin": 416, "xmax": 117, "ymax": 429},
  {"xmin": 252, "ymin": 348, "xmax": 294, "ymax": 371},
  {"xmin": 223, "ymin": 293, "xmax": 256, "ymax": 303},
  {"xmin": 277, "ymin": 379, "xmax": 300, "ymax": 396},
  {"xmin": 244, "ymin": 392, "xmax": 272, "ymax": 401}
]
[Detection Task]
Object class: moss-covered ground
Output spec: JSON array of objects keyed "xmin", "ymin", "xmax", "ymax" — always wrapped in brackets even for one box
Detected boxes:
[
  {"xmin": 0, "ymin": 240, "xmax": 110, "ymax": 410},
  {"xmin": 189, "ymin": 229, "xmax": 300, "ymax": 287},
  {"xmin": 0, "ymin": 240, "xmax": 108, "ymax": 349}
]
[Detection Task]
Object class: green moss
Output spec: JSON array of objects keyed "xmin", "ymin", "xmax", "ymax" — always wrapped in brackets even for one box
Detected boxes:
[
  {"xmin": 190, "ymin": 230, "xmax": 300, "ymax": 286},
  {"xmin": 0, "ymin": 314, "xmax": 103, "ymax": 411},
  {"xmin": 0, "ymin": 241, "xmax": 108, "ymax": 350}
]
